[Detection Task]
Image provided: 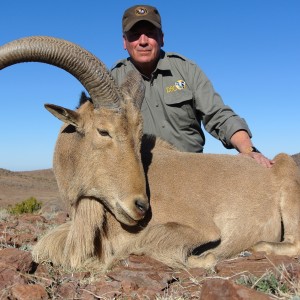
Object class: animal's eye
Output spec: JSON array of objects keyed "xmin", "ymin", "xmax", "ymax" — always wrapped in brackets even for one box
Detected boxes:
[{"xmin": 98, "ymin": 129, "xmax": 111, "ymax": 138}]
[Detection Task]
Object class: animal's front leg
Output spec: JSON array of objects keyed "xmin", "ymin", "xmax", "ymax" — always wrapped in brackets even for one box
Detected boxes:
[
  {"xmin": 128, "ymin": 221, "xmax": 221, "ymax": 269},
  {"xmin": 187, "ymin": 252, "xmax": 217, "ymax": 269}
]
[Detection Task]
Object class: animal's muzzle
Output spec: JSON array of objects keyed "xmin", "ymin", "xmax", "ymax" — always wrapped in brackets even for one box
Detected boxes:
[
  {"xmin": 135, "ymin": 198, "xmax": 149, "ymax": 217},
  {"xmin": 115, "ymin": 195, "xmax": 149, "ymax": 225}
]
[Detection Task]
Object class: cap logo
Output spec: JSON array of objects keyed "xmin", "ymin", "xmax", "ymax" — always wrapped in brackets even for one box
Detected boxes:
[{"xmin": 135, "ymin": 7, "xmax": 148, "ymax": 16}]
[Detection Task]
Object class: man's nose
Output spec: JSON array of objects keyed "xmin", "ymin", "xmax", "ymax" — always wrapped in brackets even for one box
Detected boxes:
[{"xmin": 139, "ymin": 34, "xmax": 148, "ymax": 44}]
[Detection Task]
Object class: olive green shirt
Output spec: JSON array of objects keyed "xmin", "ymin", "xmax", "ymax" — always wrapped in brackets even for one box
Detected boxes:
[{"xmin": 111, "ymin": 50, "xmax": 251, "ymax": 152}]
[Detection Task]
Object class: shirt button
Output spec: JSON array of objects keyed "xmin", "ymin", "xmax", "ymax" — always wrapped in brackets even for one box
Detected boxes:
[{"xmin": 155, "ymin": 104, "xmax": 159, "ymax": 107}]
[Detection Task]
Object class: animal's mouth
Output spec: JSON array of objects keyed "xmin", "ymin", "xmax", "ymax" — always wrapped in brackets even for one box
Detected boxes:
[
  {"xmin": 116, "ymin": 203, "xmax": 143, "ymax": 226},
  {"xmin": 89, "ymin": 192, "xmax": 148, "ymax": 226}
]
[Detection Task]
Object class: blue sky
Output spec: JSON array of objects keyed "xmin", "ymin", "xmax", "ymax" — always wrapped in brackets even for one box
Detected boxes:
[{"xmin": 1, "ymin": 1, "xmax": 299, "ymax": 171}]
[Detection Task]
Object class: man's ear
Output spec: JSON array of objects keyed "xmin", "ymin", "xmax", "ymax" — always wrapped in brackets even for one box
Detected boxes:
[
  {"xmin": 123, "ymin": 35, "xmax": 127, "ymax": 50},
  {"xmin": 161, "ymin": 31, "xmax": 164, "ymax": 48}
]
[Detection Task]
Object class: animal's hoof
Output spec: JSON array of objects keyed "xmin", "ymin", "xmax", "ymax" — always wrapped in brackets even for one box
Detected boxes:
[{"xmin": 188, "ymin": 252, "xmax": 217, "ymax": 269}]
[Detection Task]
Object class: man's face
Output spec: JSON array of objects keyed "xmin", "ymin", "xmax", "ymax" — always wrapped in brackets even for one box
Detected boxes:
[{"xmin": 123, "ymin": 21, "xmax": 164, "ymax": 73}]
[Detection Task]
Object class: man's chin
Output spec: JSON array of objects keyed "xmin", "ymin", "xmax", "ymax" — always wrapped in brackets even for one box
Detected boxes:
[{"xmin": 137, "ymin": 56, "xmax": 153, "ymax": 62}]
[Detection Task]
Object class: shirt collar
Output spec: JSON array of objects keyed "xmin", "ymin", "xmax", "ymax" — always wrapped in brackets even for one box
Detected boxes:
[{"xmin": 155, "ymin": 50, "xmax": 171, "ymax": 72}]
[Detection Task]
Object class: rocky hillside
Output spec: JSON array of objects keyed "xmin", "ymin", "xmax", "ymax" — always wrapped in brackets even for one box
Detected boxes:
[{"xmin": 0, "ymin": 168, "xmax": 60, "ymax": 208}]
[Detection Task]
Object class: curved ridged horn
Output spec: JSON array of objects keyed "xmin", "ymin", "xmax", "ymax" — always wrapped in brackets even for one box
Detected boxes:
[{"xmin": 0, "ymin": 36, "xmax": 122, "ymax": 109}]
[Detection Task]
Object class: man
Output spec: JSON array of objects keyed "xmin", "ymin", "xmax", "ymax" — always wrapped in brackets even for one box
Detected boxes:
[{"xmin": 111, "ymin": 4, "xmax": 273, "ymax": 167}]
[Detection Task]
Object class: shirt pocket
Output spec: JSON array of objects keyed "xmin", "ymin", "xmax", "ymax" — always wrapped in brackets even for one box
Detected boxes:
[{"xmin": 164, "ymin": 89, "xmax": 195, "ymax": 127}]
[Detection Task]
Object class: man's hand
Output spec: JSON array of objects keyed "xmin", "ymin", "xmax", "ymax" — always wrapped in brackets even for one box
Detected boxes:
[
  {"xmin": 230, "ymin": 130, "xmax": 275, "ymax": 168},
  {"xmin": 239, "ymin": 152, "xmax": 275, "ymax": 168}
]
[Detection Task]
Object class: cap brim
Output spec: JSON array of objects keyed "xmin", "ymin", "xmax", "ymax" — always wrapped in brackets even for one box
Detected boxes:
[{"xmin": 123, "ymin": 19, "xmax": 161, "ymax": 32}]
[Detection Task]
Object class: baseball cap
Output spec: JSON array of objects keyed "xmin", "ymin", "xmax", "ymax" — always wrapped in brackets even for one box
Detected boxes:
[{"xmin": 122, "ymin": 5, "xmax": 162, "ymax": 32}]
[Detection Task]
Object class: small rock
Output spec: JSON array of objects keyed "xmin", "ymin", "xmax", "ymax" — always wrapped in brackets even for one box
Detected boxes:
[
  {"xmin": 56, "ymin": 281, "xmax": 79, "ymax": 299},
  {"xmin": 10, "ymin": 283, "xmax": 48, "ymax": 300},
  {"xmin": 18, "ymin": 214, "xmax": 46, "ymax": 224},
  {"xmin": 0, "ymin": 248, "xmax": 33, "ymax": 272},
  {"xmin": 200, "ymin": 278, "xmax": 272, "ymax": 300},
  {"xmin": 216, "ymin": 253, "xmax": 299, "ymax": 278},
  {"xmin": 85, "ymin": 280, "xmax": 122, "ymax": 299},
  {"xmin": 0, "ymin": 267, "xmax": 26, "ymax": 289}
]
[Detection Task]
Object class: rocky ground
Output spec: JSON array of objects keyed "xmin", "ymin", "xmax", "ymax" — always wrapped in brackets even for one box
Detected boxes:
[{"xmin": 0, "ymin": 153, "xmax": 300, "ymax": 299}]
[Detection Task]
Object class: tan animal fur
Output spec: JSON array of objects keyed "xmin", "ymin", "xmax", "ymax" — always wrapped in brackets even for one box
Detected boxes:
[{"xmin": 1, "ymin": 36, "xmax": 300, "ymax": 272}]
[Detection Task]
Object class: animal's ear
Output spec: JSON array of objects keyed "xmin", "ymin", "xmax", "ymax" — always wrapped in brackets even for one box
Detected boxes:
[
  {"xmin": 120, "ymin": 70, "xmax": 145, "ymax": 109},
  {"xmin": 77, "ymin": 91, "xmax": 91, "ymax": 108},
  {"xmin": 44, "ymin": 104, "xmax": 80, "ymax": 127}
]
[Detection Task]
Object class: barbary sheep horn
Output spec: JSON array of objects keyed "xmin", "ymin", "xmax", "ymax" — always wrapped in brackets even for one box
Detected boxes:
[{"xmin": 0, "ymin": 36, "xmax": 122, "ymax": 109}]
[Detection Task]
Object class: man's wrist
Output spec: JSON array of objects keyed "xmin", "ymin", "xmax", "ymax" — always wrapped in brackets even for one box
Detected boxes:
[{"xmin": 243, "ymin": 146, "xmax": 261, "ymax": 154}]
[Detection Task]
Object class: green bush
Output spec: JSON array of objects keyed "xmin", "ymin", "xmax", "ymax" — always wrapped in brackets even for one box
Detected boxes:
[
  {"xmin": 8, "ymin": 197, "xmax": 42, "ymax": 215},
  {"xmin": 236, "ymin": 272, "xmax": 288, "ymax": 295}
]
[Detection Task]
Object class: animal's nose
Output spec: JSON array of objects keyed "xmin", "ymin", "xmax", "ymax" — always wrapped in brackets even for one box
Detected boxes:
[{"xmin": 135, "ymin": 198, "xmax": 149, "ymax": 216}]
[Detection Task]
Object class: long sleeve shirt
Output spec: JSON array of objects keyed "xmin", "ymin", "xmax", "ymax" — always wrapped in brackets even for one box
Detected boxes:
[{"xmin": 111, "ymin": 50, "xmax": 251, "ymax": 153}]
